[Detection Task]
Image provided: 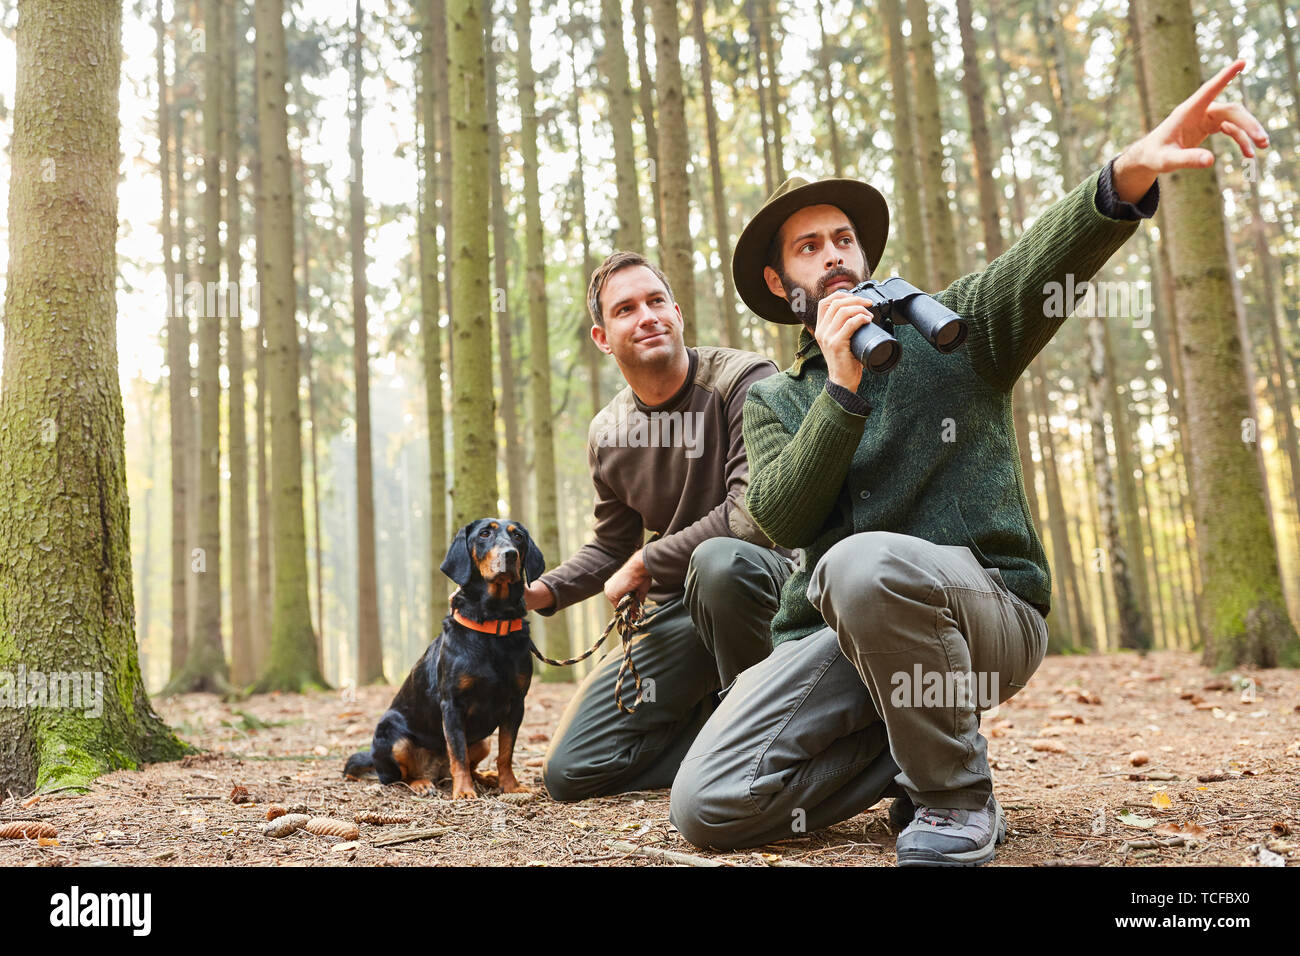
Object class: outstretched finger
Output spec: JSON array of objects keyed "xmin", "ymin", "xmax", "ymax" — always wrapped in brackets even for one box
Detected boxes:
[
  {"xmin": 1208, "ymin": 101, "xmax": 1269, "ymax": 146},
  {"xmin": 1185, "ymin": 59, "xmax": 1245, "ymax": 117},
  {"xmin": 1218, "ymin": 120, "xmax": 1254, "ymax": 159}
]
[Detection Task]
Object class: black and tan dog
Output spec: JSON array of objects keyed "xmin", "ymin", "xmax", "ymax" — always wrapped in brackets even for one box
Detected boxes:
[{"xmin": 343, "ymin": 518, "xmax": 543, "ymax": 799}]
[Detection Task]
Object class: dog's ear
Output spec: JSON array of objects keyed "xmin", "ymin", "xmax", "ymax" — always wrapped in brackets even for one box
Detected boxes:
[
  {"xmin": 516, "ymin": 523, "xmax": 546, "ymax": 583},
  {"xmin": 440, "ymin": 522, "xmax": 476, "ymax": 587}
]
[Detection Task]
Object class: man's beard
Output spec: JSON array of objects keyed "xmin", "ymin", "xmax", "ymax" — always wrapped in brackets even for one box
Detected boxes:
[{"xmin": 778, "ymin": 265, "xmax": 865, "ymax": 331}]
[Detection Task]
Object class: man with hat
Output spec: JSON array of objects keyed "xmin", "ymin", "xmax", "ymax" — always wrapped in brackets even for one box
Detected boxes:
[{"xmin": 669, "ymin": 60, "xmax": 1269, "ymax": 864}]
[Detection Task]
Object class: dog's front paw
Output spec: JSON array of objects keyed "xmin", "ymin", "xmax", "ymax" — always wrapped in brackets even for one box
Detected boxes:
[
  {"xmin": 500, "ymin": 777, "xmax": 530, "ymax": 795},
  {"xmin": 451, "ymin": 785, "xmax": 479, "ymax": 800},
  {"xmin": 405, "ymin": 778, "xmax": 434, "ymax": 795},
  {"xmin": 473, "ymin": 770, "xmax": 500, "ymax": 789}
]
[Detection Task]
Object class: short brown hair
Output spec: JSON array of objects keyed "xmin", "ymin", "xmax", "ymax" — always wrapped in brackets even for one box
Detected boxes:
[{"xmin": 587, "ymin": 251, "xmax": 675, "ymax": 327}]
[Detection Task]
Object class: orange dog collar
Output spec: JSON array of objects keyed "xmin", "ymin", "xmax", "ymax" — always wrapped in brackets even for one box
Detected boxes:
[{"xmin": 452, "ymin": 609, "xmax": 524, "ymax": 636}]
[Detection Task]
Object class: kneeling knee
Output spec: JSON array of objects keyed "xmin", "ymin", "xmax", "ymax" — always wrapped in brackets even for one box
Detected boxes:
[
  {"xmin": 810, "ymin": 532, "xmax": 931, "ymax": 613},
  {"xmin": 541, "ymin": 757, "xmax": 585, "ymax": 803},
  {"xmin": 685, "ymin": 539, "xmax": 756, "ymax": 611}
]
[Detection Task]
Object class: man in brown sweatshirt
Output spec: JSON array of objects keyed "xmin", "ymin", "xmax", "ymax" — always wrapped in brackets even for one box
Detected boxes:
[{"xmin": 525, "ymin": 251, "xmax": 791, "ymax": 801}]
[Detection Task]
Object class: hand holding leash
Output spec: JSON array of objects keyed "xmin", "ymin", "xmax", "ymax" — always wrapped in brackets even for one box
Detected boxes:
[{"xmin": 528, "ymin": 593, "xmax": 646, "ymax": 714}]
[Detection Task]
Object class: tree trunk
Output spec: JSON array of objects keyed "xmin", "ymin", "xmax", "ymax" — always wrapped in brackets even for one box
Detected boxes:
[
  {"xmin": 956, "ymin": 0, "xmax": 1002, "ymax": 262},
  {"xmin": 158, "ymin": 0, "xmax": 191, "ymax": 682},
  {"xmin": 302, "ymin": 247, "xmax": 325, "ymax": 677},
  {"xmin": 251, "ymin": 18, "xmax": 273, "ymax": 674},
  {"xmin": 224, "ymin": 0, "xmax": 253, "ymax": 688},
  {"xmin": 350, "ymin": 1, "xmax": 384, "ymax": 685},
  {"xmin": 174, "ymin": 23, "xmax": 204, "ymax": 676},
  {"xmin": 433, "ymin": 0, "xmax": 453, "ymax": 329},
  {"xmin": 954, "ymin": 0, "xmax": 1039, "ymax": 530},
  {"xmin": 294, "ymin": 155, "xmax": 324, "ymax": 671},
  {"xmin": 987, "ymin": 2, "xmax": 1027, "ymax": 236},
  {"xmin": 1088, "ymin": 315, "xmax": 1151, "ymax": 650},
  {"xmin": 631, "ymin": 1, "xmax": 665, "ymax": 256},
  {"xmin": 1038, "ymin": 0, "xmax": 1078, "ymax": 186},
  {"xmin": 169, "ymin": 0, "xmax": 231, "ymax": 694},
  {"xmin": 447, "ymin": 0, "xmax": 499, "ymax": 527},
  {"xmin": 516, "ymin": 0, "xmax": 568, "ymax": 672},
  {"xmin": 650, "ymin": 0, "xmax": 697, "ymax": 346},
  {"xmin": 906, "ymin": 0, "xmax": 959, "ymax": 290},
  {"xmin": 252, "ymin": 0, "xmax": 325, "ymax": 691},
  {"xmin": 418, "ymin": 0, "xmax": 449, "ymax": 626},
  {"xmin": 1103, "ymin": 321, "xmax": 1154, "ymax": 625},
  {"xmin": 485, "ymin": 0, "xmax": 524, "ymax": 515},
  {"xmin": 1137, "ymin": 0, "xmax": 1298, "ymax": 667},
  {"xmin": 601, "ymin": 0, "xmax": 643, "ymax": 251},
  {"xmin": 1079, "ymin": 416, "xmax": 1113, "ymax": 648},
  {"xmin": 815, "ymin": 0, "xmax": 843, "ymax": 178},
  {"xmin": 691, "ymin": 0, "xmax": 739, "ymax": 348},
  {"xmin": 757, "ymin": 0, "xmax": 785, "ymax": 185},
  {"xmin": 1132, "ymin": 434, "xmax": 1171, "ymax": 647},
  {"xmin": 138, "ymin": 387, "xmax": 158, "ymax": 660},
  {"xmin": 1275, "ymin": 0, "xmax": 1300, "ymax": 134},
  {"xmin": 883, "ymin": 0, "xmax": 925, "ymax": 283},
  {"xmin": 1129, "ymin": 2, "xmax": 1208, "ymax": 646},
  {"xmin": 569, "ymin": 47, "xmax": 602, "ymax": 417},
  {"xmin": 174, "ymin": 106, "xmax": 199, "ymax": 678},
  {"xmin": 1034, "ymin": 360, "xmax": 1094, "ymax": 650},
  {"xmin": 1245, "ymin": 175, "xmax": 1300, "ymax": 574},
  {"xmin": 0, "ymin": 0, "xmax": 189, "ymax": 793},
  {"xmin": 747, "ymin": 0, "xmax": 774, "ymax": 196}
]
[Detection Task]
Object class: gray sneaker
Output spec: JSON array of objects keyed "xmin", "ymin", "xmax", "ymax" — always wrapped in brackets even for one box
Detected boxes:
[{"xmin": 895, "ymin": 795, "xmax": 1006, "ymax": 867}]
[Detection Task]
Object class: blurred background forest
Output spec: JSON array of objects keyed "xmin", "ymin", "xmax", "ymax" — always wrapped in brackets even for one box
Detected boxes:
[{"xmin": 0, "ymin": 0, "xmax": 1296, "ymax": 696}]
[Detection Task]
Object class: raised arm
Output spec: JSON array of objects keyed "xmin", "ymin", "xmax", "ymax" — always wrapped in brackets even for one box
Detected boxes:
[{"xmin": 943, "ymin": 58, "xmax": 1268, "ymax": 393}]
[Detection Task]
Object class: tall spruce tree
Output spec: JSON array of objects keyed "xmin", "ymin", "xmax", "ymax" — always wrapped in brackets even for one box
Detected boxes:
[
  {"xmin": 517, "ymin": 0, "xmax": 569, "ymax": 669},
  {"xmin": 252, "ymin": 0, "xmax": 324, "ymax": 691},
  {"xmin": 1135, "ymin": 0, "xmax": 1299, "ymax": 667},
  {"xmin": 0, "ymin": 0, "xmax": 188, "ymax": 792}
]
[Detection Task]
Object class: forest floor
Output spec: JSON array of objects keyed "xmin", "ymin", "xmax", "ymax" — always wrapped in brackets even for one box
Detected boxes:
[{"xmin": 1, "ymin": 650, "xmax": 1297, "ymax": 867}]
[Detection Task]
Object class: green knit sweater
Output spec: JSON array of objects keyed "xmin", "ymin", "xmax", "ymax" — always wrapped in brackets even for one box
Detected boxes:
[{"xmin": 744, "ymin": 165, "xmax": 1152, "ymax": 647}]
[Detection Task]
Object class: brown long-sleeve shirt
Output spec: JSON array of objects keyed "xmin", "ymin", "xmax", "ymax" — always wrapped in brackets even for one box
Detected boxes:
[{"xmin": 537, "ymin": 346, "xmax": 786, "ymax": 612}]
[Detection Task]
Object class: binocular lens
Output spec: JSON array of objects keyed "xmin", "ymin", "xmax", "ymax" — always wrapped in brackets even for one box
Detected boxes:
[
  {"xmin": 932, "ymin": 320, "xmax": 968, "ymax": 352},
  {"xmin": 867, "ymin": 338, "xmax": 902, "ymax": 373},
  {"xmin": 850, "ymin": 321, "xmax": 902, "ymax": 374}
]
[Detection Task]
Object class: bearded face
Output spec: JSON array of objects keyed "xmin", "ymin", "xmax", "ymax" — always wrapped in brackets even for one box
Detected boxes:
[
  {"xmin": 762, "ymin": 203, "xmax": 871, "ymax": 331},
  {"xmin": 776, "ymin": 262, "xmax": 868, "ymax": 328}
]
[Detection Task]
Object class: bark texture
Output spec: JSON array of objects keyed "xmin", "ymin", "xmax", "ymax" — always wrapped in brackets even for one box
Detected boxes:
[{"xmin": 0, "ymin": 0, "xmax": 188, "ymax": 793}]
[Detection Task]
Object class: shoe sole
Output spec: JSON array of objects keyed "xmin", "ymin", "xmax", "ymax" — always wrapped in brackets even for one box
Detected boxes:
[{"xmin": 897, "ymin": 798, "xmax": 1006, "ymax": 867}]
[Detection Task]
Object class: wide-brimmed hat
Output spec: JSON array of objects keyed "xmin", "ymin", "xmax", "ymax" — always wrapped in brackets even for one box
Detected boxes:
[{"xmin": 733, "ymin": 176, "xmax": 889, "ymax": 325}]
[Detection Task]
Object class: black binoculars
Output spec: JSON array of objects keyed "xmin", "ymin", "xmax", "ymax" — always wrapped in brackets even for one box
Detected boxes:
[{"xmin": 845, "ymin": 277, "xmax": 968, "ymax": 374}]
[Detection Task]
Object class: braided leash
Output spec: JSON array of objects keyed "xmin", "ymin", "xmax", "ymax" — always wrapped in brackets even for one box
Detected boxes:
[{"xmin": 528, "ymin": 594, "xmax": 646, "ymax": 714}]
